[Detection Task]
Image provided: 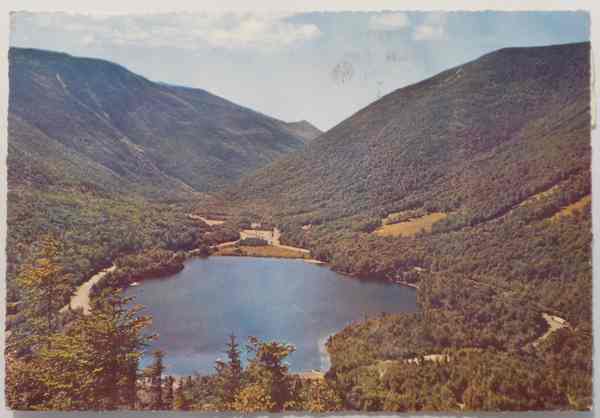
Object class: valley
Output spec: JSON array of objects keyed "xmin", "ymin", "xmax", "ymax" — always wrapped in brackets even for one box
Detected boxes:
[{"xmin": 6, "ymin": 41, "xmax": 592, "ymax": 412}]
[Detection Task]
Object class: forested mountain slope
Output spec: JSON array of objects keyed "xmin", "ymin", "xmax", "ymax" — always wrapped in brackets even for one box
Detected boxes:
[
  {"xmin": 218, "ymin": 42, "xmax": 592, "ymax": 410},
  {"xmin": 9, "ymin": 48, "xmax": 308, "ymax": 197},
  {"xmin": 227, "ymin": 42, "xmax": 589, "ymax": 226}
]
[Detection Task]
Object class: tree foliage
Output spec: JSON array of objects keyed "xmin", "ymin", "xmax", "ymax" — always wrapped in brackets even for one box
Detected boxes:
[{"xmin": 6, "ymin": 288, "xmax": 151, "ymax": 410}]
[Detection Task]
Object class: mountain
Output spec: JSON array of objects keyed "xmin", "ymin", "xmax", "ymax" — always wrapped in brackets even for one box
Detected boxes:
[
  {"xmin": 5, "ymin": 47, "xmax": 312, "ymax": 319},
  {"xmin": 226, "ymin": 42, "xmax": 590, "ymax": 226},
  {"xmin": 220, "ymin": 42, "xmax": 592, "ymax": 409},
  {"xmin": 8, "ymin": 47, "xmax": 309, "ymax": 198},
  {"xmin": 282, "ymin": 120, "xmax": 323, "ymax": 143}
]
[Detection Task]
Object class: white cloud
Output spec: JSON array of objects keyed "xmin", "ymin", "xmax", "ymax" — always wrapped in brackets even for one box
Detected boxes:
[
  {"xmin": 81, "ymin": 34, "xmax": 96, "ymax": 46},
  {"xmin": 13, "ymin": 12, "xmax": 321, "ymax": 52},
  {"xmin": 413, "ymin": 25, "xmax": 445, "ymax": 41},
  {"xmin": 368, "ymin": 13, "xmax": 410, "ymax": 31},
  {"xmin": 204, "ymin": 14, "xmax": 321, "ymax": 50},
  {"xmin": 412, "ymin": 12, "xmax": 447, "ymax": 41}
]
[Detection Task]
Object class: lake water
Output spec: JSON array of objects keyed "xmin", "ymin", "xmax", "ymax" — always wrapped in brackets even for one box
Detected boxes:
[{"xmin": 124, "ymin": 256, "xmax": 417, "ymax": 375}]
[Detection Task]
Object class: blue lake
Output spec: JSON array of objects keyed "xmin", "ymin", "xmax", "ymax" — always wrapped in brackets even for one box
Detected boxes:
[{"xmin": 124, "ymin": 256, "xmax": 417, "ymax": 375}]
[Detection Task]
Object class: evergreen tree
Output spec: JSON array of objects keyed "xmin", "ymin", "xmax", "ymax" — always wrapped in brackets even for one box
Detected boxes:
[
  {"xmin": 164, "ymin": 375, "xmax": 174, "ymax": 410},
  {"xmin": 226, "ymin": 333, "xmax": 242, "ymax": 387},
  {"xmin": 7, "ymin": 287, "xmax": 151, "ymax": 410},
  {"xmin": 16, "ymin": 237, "xmax": 71, "ymax": 350},
  {"xmin": 173, "ymin": 377, "xmax": 190, "ymax": 410},
  {"xmin": 215, "ymin": 333, "xmax": 243, "ymax": 406},
  {"xmin": 86, "ymin": 290, "xmax": 151, "ymax": 409},
  {"xmin": 242, "ymin": 336, "xmax": 296, "ymax": 412},
  {"xmin": 185, "ymin": 375, "xmax": 194, "ymax": 390},
  {"xmin": 300, "ymin": 380, "xmax": 343, "ymax": 412},
  {"xmin": 147, "ymin": 349, "xmax": 165, "ymax": 409},
  {"xmin": 124, "ymin": 358, "xmax": 139, "ymax": 409}
]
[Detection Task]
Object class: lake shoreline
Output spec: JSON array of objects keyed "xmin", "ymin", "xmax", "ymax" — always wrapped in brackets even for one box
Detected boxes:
[
  {"xmin": 65, "ymin": 237, "xmax": 418, "ymax": 318},
  {"xmin": 124, "ymin": 255, "xmax": 418, "ymax": 376},
  {"xmin": 63, "ymin": 236, "xmax": 418, "ymax": 376}
]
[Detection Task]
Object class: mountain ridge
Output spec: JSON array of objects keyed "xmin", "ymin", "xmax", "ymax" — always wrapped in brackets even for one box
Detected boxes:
[{"xmin": 9, "ymin": 47, "xmax": 313, "ymax": 197}]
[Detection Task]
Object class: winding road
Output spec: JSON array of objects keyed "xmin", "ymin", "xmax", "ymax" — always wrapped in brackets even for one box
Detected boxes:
[{"xmin": 60, "ymin": 265, "xmax": 117, "ymax": 315}]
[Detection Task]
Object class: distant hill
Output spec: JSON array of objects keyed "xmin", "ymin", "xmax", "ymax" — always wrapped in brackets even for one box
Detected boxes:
[
  {"xmin": 282, "ymin": 120, "xmax": 323, "ymax": 143},
  {"xmin": 8, "ymin": 47, "xmax": 309, "ymax": 198}
]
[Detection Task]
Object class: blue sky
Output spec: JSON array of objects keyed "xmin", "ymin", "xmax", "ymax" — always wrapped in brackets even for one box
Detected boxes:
[{"xmin": 10, "ymin": 11, "xmax": 589, "ymax": 130}]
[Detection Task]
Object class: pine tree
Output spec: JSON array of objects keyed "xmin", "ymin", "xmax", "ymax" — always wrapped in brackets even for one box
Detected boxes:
[
  {"xmin": 147, "ymin": 350, "xmax": 165, "ymax": 409},
  {"xmin": 85, "ymin": 288, "xmax": 151, "ymax": 409},
  {"xmin": 14, "ymin": 287, "xmax": 152, "ymax": 410},
  {"xmin": 243, "ymin": 336, "xmax": 296, "ymax": 412},
  {"xmin": 185, "ymin": 375, "xmax": 194, "ymax": 389},
  {"xmin": 173, "ymin": 377, "xmax": 190, "ymax": 410},
  {"xmin": 16, "ymin": 237, "xmax": 71, "ymax": 350},
  {"xmin": 124, "ymin": 358, "xmax": 139, "ymax": 409},
  {"xmin": 164, "ymin": 375, "xmax": 174, "ymax": 410},
  {"xmin": 226, "ymin": 333, "xmax": 242, "ymax": 386},
  {"xmin": 215, "ymin": 333, "xmax": 243, "ymax": 406}
]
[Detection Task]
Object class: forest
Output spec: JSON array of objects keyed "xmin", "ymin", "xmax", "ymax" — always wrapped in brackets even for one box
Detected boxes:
[{"xmin": 8, "ymin": 162, "xmax": 590, "ymax": 411}]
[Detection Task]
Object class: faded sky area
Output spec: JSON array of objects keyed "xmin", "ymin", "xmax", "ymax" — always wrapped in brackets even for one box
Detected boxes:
[{"xmin": 10, "ymin": 11, "xmax": 590, "ymax": 130}]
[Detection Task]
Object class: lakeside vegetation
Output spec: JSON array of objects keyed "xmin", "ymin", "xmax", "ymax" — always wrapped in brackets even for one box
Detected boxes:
[
  {"xmin": 214, "ymin": 244, "xmax": 309, "ymax": 259},
  {"xmin": 5, "ymin": 185, "xmax": 215, "ymax": 336},
  {"xmin": 146, "ymin": 335, "xmax": 342, "ymax": 412},
  {"xmin": 89, "ymin": 249, "xmax": 187, "ymax": 296}
]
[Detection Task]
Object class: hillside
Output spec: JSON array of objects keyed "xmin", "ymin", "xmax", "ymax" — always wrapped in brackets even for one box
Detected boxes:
[
  {"xmin": 219, "ymin": 42, "xmax": 592, "ymax": 410},
  {"xmin": 226, "ymin": 42, "xmax": 589, "ymax": 225},
  {"xmin": 9, "ymin": 47, "xmax": 308, "ymax": 197}
]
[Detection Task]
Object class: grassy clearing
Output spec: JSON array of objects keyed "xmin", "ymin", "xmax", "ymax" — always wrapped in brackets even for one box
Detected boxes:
[
  {"xmin": 214, "ymin": 245, "xmax": 308, "ymax": 259},
  {"xmin": 374, "ymin": 212, "xmax": 448, "ymax": 237},
  {"xmin": 381, "ymin": 208, "xmax": 426, "ymax": 225},
  {"xmin": 550, "ymin": 195, "xmax": 591, "ymax": 221}
]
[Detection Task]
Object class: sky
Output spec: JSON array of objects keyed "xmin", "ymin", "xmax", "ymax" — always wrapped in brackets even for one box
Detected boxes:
[{"xmin": 10, "ymin": 11, "xmax": 590, "ymax": 130}]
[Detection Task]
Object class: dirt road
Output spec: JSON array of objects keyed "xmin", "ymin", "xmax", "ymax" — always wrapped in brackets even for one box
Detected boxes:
[{"xmin": 61, "ymin": 265, "xmax": 117, "ymax": 315}]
